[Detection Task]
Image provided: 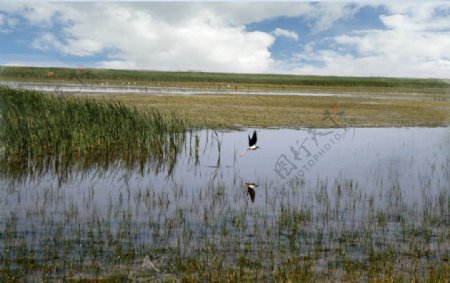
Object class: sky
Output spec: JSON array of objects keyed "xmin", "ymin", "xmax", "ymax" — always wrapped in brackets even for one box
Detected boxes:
[{"xmin": 0, "ymin": 1, "xmax": 449, "ymax": 78}]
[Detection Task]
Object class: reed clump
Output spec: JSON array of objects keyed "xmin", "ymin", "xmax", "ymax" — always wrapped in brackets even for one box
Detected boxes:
[{"xmin": 0, "ymin": 86, "xmax": 187, "ymax": 175}]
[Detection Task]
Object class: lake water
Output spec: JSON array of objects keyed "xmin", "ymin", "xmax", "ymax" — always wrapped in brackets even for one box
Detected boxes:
[
  {"xmin": 1, "ymin": 127, "xmax": 448, "ymax": 219},
  {"xmin": 0, "ymin": 81, "xmax": 357, "ymax": 97},
  {"xmin": 0, "ymin": 126, "xmax": 448, "ymax": 279}
]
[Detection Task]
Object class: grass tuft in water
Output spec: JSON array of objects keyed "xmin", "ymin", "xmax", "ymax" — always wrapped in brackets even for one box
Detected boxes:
[{"xmin": 0, "ymin": 86, "xmax": 187, "ymax": 178}]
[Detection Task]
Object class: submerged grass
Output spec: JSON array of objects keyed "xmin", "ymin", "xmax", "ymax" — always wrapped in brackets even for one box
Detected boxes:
[
  {"xmin": 0, "ymin": 86, "xmax": 187, "ymax": 178},
  {"xmin": 0, "ymin": 126, "xmax": 448, "ymax": 281},
  {"xmin": 1, "ymin": 175, "xmax": 448, "ymax": 281}
]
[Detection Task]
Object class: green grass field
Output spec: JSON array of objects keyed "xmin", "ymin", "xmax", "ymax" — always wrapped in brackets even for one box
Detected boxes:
[
  {"xmin": 1, "ymin": 65, "xmax": 449, "ymax": 129},
  {"xmin": 1, "ymin": 65, "xmax": 449, "ymax": 92},
  {"xmin": 97, "ymin": 92, "xmax": 450, "ymax": 129}
]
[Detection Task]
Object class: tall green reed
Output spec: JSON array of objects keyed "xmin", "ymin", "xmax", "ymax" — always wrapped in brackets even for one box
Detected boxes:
[{"xmin": 0, "ymin": 86, "xmax": 187, "ymax": 179}]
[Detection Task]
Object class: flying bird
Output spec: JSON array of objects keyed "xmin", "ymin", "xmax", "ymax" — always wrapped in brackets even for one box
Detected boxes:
[
  {"xmin": 247, "ymin": 130, "xmax": 260, "ymax": 150},
  {"xmin": 245, "ymin": 182, "xmax": 258, "ymax": 202},
  {"xmin": 240, "ymin": 130, "xmax": 260, "ymax": 157}
]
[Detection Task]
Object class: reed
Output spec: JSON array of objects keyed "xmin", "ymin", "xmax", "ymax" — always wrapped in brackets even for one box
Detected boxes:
[{"xmin": 0, "ymin": 86, "xmax": 187, "ymax": 178}]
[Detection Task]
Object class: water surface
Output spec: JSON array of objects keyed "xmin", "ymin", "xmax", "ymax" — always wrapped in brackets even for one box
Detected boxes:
[
  {"xmin": 0, "ymin": 127, "xmax": 448, "ymax": 279},
  {"xmin": 1, "ymin": 127, "xmax": 448, "ymax": 217}
]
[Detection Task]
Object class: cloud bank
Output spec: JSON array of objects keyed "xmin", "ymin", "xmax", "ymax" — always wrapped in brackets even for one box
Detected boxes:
[{"xmin": 292, "ymin": 2, "xmax": 450, "ymax": 78}]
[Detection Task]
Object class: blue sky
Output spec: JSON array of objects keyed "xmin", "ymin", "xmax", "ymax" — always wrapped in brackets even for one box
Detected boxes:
[{"xmin": 0, "ymin": 1, "xmax": 449, "ymax": 78}]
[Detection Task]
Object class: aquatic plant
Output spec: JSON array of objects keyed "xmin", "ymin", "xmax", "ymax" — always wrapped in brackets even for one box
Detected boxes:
[
  {"xmin": 1, "ymin": 175, "xmax": 448, "ymax": 281},
  {"xmin": 0, "ymin": 86, "xmax": 187, "ymax": 179}
]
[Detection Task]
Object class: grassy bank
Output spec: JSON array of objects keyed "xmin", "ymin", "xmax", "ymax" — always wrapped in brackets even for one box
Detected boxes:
[
  {"xmin": 0, "ymin": 86, "xmax": 187, "ymax": 177},
  {"xmin": 1, "ymin": 65, "xmax": 449, "ymax": 92},
  {"xmin": 1, "ymin": 66, "xmax": 449, "ymax": 128},
  {"xmin": 100, "ymin": 93, "xmax": 450, "ymax": 128}
]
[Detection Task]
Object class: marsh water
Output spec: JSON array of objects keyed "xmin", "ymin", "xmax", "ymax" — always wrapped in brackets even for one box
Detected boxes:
[
  {"xmin": 1, "ymin": 127, "xmax": 449, "ymax": 279},
  {"xmin": 2, "ymin": 127, "xmax": 448, "ymax": 204},
  {"xmin": 1, "ymin": 81, "xmax": 358, "ymax": 97}
]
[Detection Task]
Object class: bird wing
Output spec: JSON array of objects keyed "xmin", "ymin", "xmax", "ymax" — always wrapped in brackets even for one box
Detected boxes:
[{"xmin": 249, "ymin": 130, "xmax": 257, "ymax": 147}]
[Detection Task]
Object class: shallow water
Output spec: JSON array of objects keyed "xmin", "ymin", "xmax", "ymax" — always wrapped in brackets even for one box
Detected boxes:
[
  {"xmin": 1, "ymin": 127, "xmax": 448, "ymax": 217},
  {"xmin": 1, "ymin": 81, "xmax": 354, "ymax": 97},
  {"xmin": 0, "ymin": 127, "xmax": 449, "ymax": 279}
]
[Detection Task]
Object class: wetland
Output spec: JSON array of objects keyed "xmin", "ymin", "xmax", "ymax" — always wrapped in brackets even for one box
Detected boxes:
[{"xmin": 0, "ymin": 68, "xmax": 449, "ymax": 281}]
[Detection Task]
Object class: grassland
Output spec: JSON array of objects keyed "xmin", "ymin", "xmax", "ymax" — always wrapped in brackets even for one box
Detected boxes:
[
  {"xmin": 2, "ymin": 65, "xmax": 449, "ymax": 129},
  {"xmin": 1, "ymin": 65, "xmax": 449, "ymax": 92},
  {"xmin": 97, "ymin": 93, "xmax": 450, "ymax": 129}
]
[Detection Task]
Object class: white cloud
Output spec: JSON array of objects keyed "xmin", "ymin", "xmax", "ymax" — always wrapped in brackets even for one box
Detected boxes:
[
  {"xmin": 289, "ymin": 2, "xmax": 450, "ymax": 78},
  {"xmin": 32, "ymin": 32, "xmax": 105, "ymax": 57},
  {"xmin": 0, "ymin": 2, "xmax": 359, "ymax": 73},
  {"xmin": 292, "ymin": 50, "xmax": 450, "ymax": 78},
  {"xmin": 0, "ymin": 12, "xmax": 18, "ymax": 33},
  {"xmin": 2, "ymin": 2, "xmax": 448, "ymax": 78},
  {"xmin": 304, "ymin": 2, "xmax": 361, "ymax": 31},
  {"xmin": 8, "ymin": 3, "xmax": 279, "ymax": 72},
  {"xmin": 272, "ymin": 28, "xmax": 299, "ymax": 41},
  {"xmin": 76, "ymin": 4, "xmax": 276, "ymax": 72},
  {"xmin": 31, "ymin": 32, "xmax": 61, "ymax": 51},
  {"xmin": 0, "ymin": 2, "xmax": 62, "ymax": 26}
]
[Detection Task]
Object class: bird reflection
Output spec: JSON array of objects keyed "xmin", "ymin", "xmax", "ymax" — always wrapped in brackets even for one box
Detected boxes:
[{"xmin": 245, "ymin": 182, "xmax": 258, "ymax": 202}]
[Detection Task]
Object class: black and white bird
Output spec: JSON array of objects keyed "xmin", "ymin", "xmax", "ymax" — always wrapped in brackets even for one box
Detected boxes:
[
  {"xmin": 240, "ymin": 130, "xmax": 260, "ymax": 157},
  {"xmin": 245, "ymin": 182, "xmax": 258, "ymax": 202},
  {"xmin": 247, "ymin": 130, "xmax": 260, "ymax": 150}
]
